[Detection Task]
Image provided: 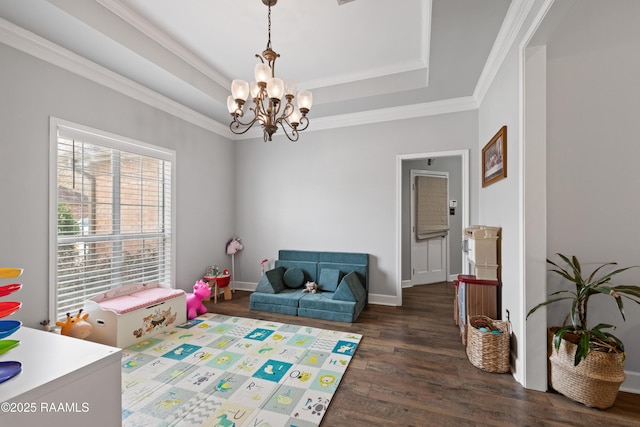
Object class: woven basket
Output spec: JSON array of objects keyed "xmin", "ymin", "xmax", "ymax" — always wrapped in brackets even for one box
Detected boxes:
[
  {"xmin": 549, "ymin": 339, "xmax": 625, "ymax": 409},
  {"xmin": 466, "ymin": 315, "xmax": 510, "ymax": 373}
]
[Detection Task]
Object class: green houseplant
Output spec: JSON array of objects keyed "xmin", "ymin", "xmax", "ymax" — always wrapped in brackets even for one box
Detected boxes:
[{"xmin": 527, "ymin": 253, "xmax": 640, "ymax": 408}]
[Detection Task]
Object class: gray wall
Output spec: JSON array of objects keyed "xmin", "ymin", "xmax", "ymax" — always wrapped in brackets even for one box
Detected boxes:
[
  {"xmin": 546, "ymin": 0, "xmax": 640, "ymax": 380},
  {"xmin": 479, "ymin": 0, "xmax": 640, "ymax": 391},
  {"xmin": 0, "ymin": 43, "xmax": 234, "ymax": 328},
  {"xmin": 232, "ymin": 112, "xmax": 478, "ymax": 302}
]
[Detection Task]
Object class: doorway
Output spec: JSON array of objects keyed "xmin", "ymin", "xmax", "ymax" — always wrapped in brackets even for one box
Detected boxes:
[{"xmin": 396, "ymin": 150, "xmax": 470, "ymax": 306}]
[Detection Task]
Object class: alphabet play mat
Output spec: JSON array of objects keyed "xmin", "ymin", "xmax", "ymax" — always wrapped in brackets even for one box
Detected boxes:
[{"xmin": 121, "ymin": 313, "xmax": 362, "ymax": 426}]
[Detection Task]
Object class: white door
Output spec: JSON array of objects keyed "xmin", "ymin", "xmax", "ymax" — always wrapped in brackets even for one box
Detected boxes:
[{"xmin": 410, "ymin": 170, "xmax": 448, "ymax": 285}]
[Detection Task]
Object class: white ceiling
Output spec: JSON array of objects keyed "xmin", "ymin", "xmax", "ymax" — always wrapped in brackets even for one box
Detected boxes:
[{"xmin": 0, "ymin": 0, "xmax": 512, "ymax": 136}]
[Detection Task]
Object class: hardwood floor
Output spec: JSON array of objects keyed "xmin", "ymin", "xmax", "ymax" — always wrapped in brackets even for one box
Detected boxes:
[{"xmin": 204, "ymin": 283, "xmax": 640, "ymax": 426}]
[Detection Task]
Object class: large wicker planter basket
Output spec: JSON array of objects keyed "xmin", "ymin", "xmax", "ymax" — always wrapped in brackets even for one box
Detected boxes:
[
  {"xmin": 466, "ymin": 315, "xmax": 510, "ymax": 373},
  {"xmin": 550, "ymin": 338, "xmax": 626, "ymax": 409}
]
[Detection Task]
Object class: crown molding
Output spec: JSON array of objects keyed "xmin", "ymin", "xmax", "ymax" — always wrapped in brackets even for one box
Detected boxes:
[
  {"xmin": 96, "ymin": 0, "xmax": 230, "ymax": 89},
  {"xmin": 0, "ymin": 17, "xmax": 229, "ymax": 137},
  {"xmin": 474, "ymin": 0, "xmax": 537, "ymax": 104},
  {"xmin": 1, "ymin": 11, "xmax": 481, "ymax": 143},
  {"xmin": 230, "ymin": 96, "xmax": 478, "ymax": 141}
]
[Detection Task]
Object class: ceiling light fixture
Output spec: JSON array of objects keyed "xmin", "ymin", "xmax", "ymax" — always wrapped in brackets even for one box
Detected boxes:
[{"xmin": 227, "ymin": 0, "xmax": 312, "ymax": 142}]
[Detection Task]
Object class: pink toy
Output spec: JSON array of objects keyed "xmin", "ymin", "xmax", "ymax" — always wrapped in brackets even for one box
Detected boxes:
[{"xmin": 186, "ymin": 280, "xmax": 212, "ymax": 320}]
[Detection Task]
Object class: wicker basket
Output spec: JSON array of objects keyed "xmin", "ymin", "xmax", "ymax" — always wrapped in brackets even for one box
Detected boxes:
[
  {"xmin": 549, "ymin": 339, "xmax": 625, "ymax": 409},
  {"xmin": 466, "ymin": 315, "xmax": 510, "ymax": 373}
]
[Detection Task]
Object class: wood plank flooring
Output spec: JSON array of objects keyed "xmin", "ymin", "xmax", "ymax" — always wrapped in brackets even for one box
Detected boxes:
[{"xmin": 204, "ymin": 283, "xmax": 640, "ymax": 426}]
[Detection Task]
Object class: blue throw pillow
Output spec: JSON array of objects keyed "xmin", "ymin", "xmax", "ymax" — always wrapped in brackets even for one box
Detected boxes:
[
  {"xmin": 255, "ymin": 267, "xmax": 286, "ymax": 293},
  {"xmin": 333, "ymin": 272, "xmax": 366, "ymax": 302},
  {"xmin": 318, "ymin": 268, "xmax": 341, "ymax": 292},
  {"xmin": 283, "ymin": 268, "xmax": 305, "ymax": 288}
]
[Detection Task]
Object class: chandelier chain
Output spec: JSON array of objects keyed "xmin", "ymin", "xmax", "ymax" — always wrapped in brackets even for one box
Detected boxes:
[{"xmin": 266, "ymin": 5, "xmax": 272, "ymax": 50}]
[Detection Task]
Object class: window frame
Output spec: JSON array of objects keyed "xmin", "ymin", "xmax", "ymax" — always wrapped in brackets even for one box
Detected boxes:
[{"xmin": 49, "ymin": 117, "xmax": 176, "ymax": 322}]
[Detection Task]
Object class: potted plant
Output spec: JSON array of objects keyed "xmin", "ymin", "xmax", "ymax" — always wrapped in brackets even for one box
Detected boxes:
[{"xmin": 527, "ymin": 253, "xmax": 640, "ymax": 408}]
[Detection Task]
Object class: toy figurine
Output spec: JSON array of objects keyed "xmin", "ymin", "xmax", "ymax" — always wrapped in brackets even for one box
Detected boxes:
[
  {"xmin": 186, "ymin": 280, "xmax": 211, "ymax": 320},
  {"xmin": 56, "ymin": 309, "xmax": 93, "ymax": 339}
]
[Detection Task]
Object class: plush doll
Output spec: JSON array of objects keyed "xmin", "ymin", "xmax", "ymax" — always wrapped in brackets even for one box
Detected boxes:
[
  {"xmin": 302, "ymin": 281, "xmax": 318, "ymax": 294},
  {"xmin": 225, "ymin": 237, "xmax": 244, "ymax": 255},
  {"xmin": 186, "ymin": 280, "xmax": 212, "ymax": 320},
  {"xmin": 56, "ymin": 309, "xmax": 93, "ymax": 339}
]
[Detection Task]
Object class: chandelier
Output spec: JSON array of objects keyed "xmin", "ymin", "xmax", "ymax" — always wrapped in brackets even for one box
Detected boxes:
[{"xmin": 227, "ymin": 0, "xmax": 312, "ymax": 142}]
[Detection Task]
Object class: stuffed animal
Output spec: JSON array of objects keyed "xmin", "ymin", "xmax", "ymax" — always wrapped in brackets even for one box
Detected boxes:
[
  {"xmin": 225, "ymin": 237, "xmax": 244, "ymax": 255},
  {"xmin": 186, "ymin": 280, "xmax": 212, "ymax": 320},
  {"xmin": 302, "ymin": 281, "xmax": 318, "ymax": 294},
  {"xmin": 56, "ymin": 309, "xmax": 93, "ymax": 339}
]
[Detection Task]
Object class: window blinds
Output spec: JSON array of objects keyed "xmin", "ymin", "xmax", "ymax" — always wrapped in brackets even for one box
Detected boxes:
[
  {"xmin": 415, "ymin": 175, "xmax": 449, "ymax": 240},
  {"xmin": 53, "ymin": 122, "xmax": 174, "ymax": 320}
]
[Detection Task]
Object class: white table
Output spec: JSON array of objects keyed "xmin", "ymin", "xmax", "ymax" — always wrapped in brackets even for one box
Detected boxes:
[{"xmin": 0, "ymin": 327, "xmax": 121, "ymax": 426}]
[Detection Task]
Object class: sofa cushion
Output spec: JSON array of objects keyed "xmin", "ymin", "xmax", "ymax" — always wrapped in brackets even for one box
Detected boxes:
[
  {"xmin": 297, "ymin": 306, "xmax": 362, "ymax": 323},
  {"xmin": 299, "ymin": 292, "xmax": 355, "ymax": 313},
  {"xmin": 283, "ymin": 268, "xmax": 305, "ymax": 288},
  {"xmin": 318, "ymin": 268, "xmax": 341, "ymax": 292},
  {"xmin": 250, "ymin": 288, "xmax": 305, "ymax": 308},
  {"xmin": 333, "ymin": 271, "xmax": 366, "ymax": 302},
  {"xmin": 255, "ymin": 267, "xmax": 286, "ymax": 293}
]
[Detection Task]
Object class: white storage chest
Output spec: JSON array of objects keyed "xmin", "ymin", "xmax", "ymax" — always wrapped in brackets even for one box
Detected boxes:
[{"xmin": 84, "ymin": 283, "xmax": 186, "ymax": 348}]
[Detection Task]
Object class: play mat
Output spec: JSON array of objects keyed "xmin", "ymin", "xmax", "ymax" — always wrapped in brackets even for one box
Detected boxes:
[{"xmin": 121, "ymin": 313, "xmax": 362, "ymax": 426}]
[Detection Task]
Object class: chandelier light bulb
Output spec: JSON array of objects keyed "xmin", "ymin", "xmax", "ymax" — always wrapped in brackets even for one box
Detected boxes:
[
  {"xmin": 250, "ymin": 81, "xmax": 260, "ymax": 98},
  {"xmin": 254, "ymin": 63, "xmax": 271, "ymax": 84},
  {"xmin": 289, "ymin": 107, "xmax": 301, "ymax": 125},
  {"xmin": 227, "ymin": 95, "xmax": 239, "ymax": 114},
  {"xmin": 267, "ymin": 77, "xmax": 284, "ymax": 100},
  {"xmin": 231, "ymin": 79, "xmax": 249, "ymax": 101},
  {"xmin": 297, "ymin": 91, "xmax": 313, "ymax": 112},
  {"xmin": 284, "ymin": 80, "xmax": 297, "ymax": 97}
]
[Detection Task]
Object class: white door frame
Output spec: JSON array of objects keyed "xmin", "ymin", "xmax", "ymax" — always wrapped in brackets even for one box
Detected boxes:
[{"xmin": 396, "ymin": 149, "xmax": 470, "ymax": 306}]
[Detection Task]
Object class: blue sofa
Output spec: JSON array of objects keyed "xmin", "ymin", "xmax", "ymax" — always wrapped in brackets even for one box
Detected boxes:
[{"xmin": 249, "ymin": 250, "xmax": 369, "ymax": 322}]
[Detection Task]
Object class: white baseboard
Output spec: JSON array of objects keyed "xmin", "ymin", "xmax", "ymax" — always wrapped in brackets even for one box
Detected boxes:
[
  {"xmin": 229, "ymin": 281, "xmax": 257, "ymax": 292},
  {"xmin": 621, "ymin": 370, "xmax": 640, "ymax": 394},
  {"xmin": 368, "ymin": 293, "xmax": 398, "ymax": 306},
  {"xmin": 401, "ymin": 280, "xmax": 412, "ymax": 288}
]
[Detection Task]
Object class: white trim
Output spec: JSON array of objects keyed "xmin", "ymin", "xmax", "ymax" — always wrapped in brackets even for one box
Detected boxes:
[
  {"xmin": 55, "ymin": 118, "xmax": 175, "ymax": 160},
  {"xmin": 232, "ymin": 97, "xmax": 479, "ymax": 141},
  {"xmin": 1, "ymin": 1, "xmax": 530, "ymax": 141},
  {"xmin": 48, "ymin": 117, "xmax": 177, "ymax": 322},
  {"xmin": 0, "ymin": 17, "xmax": 229, "ymax": 137},
  {"xmin": 474, "ymin": 0, "xmax": 537, "ymax": 105},
  {"xmin": 396, "ymin": 150, "xmax": 470, "ymax": 307},
  {"xmin": 368, "ymin": 294, "xmax": 399, "ymax": 307},
  {"xmin": 519, "ymin": 0, "xmax": 556, "ymax": 391},
  {"xmin": 621, "ymin": 371, "xmax": 640, "ymax": 394},
  {"xmin": 96, "ymin": 0, "xmax": 229, "ymax": 88},
  {"xmin": 0, "ymin": 16, "xmax": 479, "ymax": 142}
]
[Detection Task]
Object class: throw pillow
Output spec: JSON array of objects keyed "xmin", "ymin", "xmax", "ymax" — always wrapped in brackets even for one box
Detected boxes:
[
  {"xmin": 318, "ymin": 268, "xmax": 341, "ymax": 292},
  {"xmin": 283, "ymin": 267, "xmax": 305, "ymax": 288},
  {"xmin": 333, "ymin": 272, "xmax": 366, "ymax": 302},
  {"xmin": 255, "ymin": 266, "xmax": 286, "ymax": 294}
]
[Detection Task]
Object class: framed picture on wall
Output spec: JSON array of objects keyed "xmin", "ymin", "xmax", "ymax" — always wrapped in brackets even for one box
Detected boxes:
[{"xmin": 482, "ymin": 126, "xmax": 507, "ymax": 187}]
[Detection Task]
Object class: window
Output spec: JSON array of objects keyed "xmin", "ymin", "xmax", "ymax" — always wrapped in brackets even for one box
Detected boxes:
[{"xmin": 50, "ymin": 119, "xmax": 175, "ymax": 321}]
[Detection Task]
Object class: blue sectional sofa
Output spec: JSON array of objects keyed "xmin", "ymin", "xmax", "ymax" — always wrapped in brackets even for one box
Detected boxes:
[{"xmin": 249, "ymin": 250, "xmax": 369, "ymax": 322}]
